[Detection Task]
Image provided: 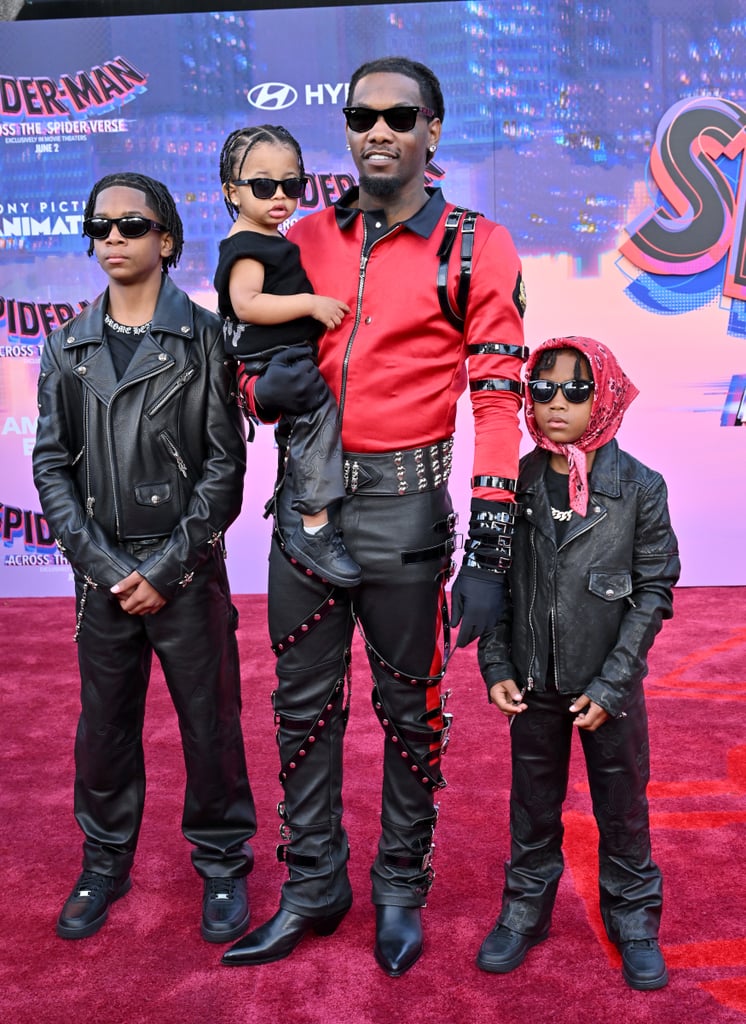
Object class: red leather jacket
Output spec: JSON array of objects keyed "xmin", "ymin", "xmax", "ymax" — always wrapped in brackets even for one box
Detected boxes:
[{"xmin": 252, "ymin": 187, "xmax": 526, "ymax": 502}]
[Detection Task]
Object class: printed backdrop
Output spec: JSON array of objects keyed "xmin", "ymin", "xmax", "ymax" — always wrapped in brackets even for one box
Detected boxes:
[{"xmin": 1, "ymin": 1, "xmax": 745, "ymax": 596}]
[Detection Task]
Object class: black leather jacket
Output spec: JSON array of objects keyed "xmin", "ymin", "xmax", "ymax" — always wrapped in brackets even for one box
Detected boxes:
[
  {"xmin": 32, "ymin": 275, "xmax": 247, "ymax": 600},
  {"xmin": 477, "ymin": 440, "xmax": 680, "ymax": 717}
]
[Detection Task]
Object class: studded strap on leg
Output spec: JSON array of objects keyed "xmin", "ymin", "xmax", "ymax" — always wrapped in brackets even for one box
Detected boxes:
[
  {"xmin": 273, "ymin": 671, "xmax": 350, "ymax": 786},
  {"xmin": 371, "ymin": 684, "xmax": 452, "ymax": 794}
]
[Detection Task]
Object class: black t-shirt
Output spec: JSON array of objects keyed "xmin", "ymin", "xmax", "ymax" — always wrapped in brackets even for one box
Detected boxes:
[
  {"xmin": 545, "ymin": 463, "xmax": 573, "ymax": 543},
  {"xmin": 214, "ymin": 230, "xmax": 319, "ymax": 358},
  {"xmin": 104, "ymin": 316, "xmax": 150, "ymax": 380}
]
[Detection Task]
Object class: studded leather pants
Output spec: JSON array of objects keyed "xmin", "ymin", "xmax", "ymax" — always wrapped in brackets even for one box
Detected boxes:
[{"xmin": 269, "ymin": 480, "xmax": 454, "ymax": 914}]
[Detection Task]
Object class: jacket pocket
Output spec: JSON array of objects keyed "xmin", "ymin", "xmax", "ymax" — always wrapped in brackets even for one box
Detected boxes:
[
  {"xmin": 146, "ymin": 364, "xmax": 197, "ymax": 417},
  {"xmin": 134, "ymin": 481, "xmax": 172, "ymax": 508},
  {"xmin": 587, "ymin": 570, "xmax": 632, "ymax": 601}
]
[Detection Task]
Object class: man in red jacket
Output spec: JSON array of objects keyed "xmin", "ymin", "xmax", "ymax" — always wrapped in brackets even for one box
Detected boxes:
[{"xmin": 222, "ymin": 56, "xmax": 526, "ymax": 976}]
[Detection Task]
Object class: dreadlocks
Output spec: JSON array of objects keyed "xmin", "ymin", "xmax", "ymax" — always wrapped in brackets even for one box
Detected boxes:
[
  {"xmin": 218, "ymin": 124, "xmax": 306, "ymax": 221},
  {"xmin": 83, "ymin": 172, "xmax": 184, "ymax": 272}
]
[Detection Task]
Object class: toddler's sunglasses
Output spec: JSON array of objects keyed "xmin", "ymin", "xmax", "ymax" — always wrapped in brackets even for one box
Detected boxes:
[
  {"xmin": 343, "ymin": 105, "xmax": 435, "ymax": 133},
  {"xmin": 528, "ymin": 379, "xmax": 595, "ymax": 404},
  {"xmin": 231, "ymin": 176, "xmax": 307, "ymax": 200},
  {"xmin": 83, "ymin": 216, "xmax": 166, "ymax": 240}
]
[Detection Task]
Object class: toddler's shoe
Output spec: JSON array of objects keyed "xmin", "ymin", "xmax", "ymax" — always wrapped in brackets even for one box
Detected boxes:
[{"xmin": 284, "ymin": 521, "xmax": 362, "ymax": 587}]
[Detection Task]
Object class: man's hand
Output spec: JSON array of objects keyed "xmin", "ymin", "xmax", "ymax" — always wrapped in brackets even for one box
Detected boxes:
[
  {"xmin": 111, "ymin": 571, "xmax": 167, "ymax": 616},
  {"xmin": 449, "ymin": 566, "xmax": 506, "ymax": 648},
  {"xmin": 489, "ymin": 679, "xmax": 527, "ymax": 718},
  {"xmin": 569, "ymin": 695, "xmax": 610, "ymax": 732},
  {"xmin": 253, "ymin": 346, "xmax": 328, "ymax": 416}
]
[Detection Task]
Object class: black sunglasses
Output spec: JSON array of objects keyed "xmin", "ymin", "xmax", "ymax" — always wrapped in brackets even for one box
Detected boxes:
[
  {"xmin": 231, "ymin": 176, "xmax": 307, "ymax": 200},
  {"xmin": 343, "ymin": 105, "xmax": 435, "ymax": 133},
  {"xmin": 528, "ymin": 379, "xmax": 595, "ymax": 404},
  {"xmin": 83, "ymin": 215, "xmax": 166, "ymax": 240}
]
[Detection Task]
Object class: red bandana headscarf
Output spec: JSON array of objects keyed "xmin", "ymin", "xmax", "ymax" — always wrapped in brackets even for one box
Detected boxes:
[{"xmin": 524, "ymin": 336, "xmax": 639, "ymax": 516}]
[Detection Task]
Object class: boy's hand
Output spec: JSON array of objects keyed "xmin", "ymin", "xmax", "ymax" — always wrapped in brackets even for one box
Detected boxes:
[
  {"xmin": 489, "ymin": 679, "xmax": 527, "ymax": 718},
  {"xmin": 111, "ymin": 571, "xmax": 167, "ymax": 615},
  {"xmin": 310, "ymin": 295, "xmax": 350, "ymax": 330},
  {"xmin": 569, "ymin": 695, "xmax": 610, "ymax": 731}
]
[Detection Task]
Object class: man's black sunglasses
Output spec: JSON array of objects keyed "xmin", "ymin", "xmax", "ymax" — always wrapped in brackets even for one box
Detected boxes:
[
  {"xmin": 528, "ymin": 379, "xmax": 595, "ymax": 404},
  {"xmin": 343, "ymin": 105, "xmax": 435, "ymax": 133},
  {"xmin": 231, "ymin": 176, "xmax": 307, "ymax": 200},
  {"xmin": 83, "ymin": 216, "xmax": 166, "ymax": 240}
]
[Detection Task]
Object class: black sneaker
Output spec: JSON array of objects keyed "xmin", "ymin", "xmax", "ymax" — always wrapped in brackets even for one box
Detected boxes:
[
  {"xmin": 201, "ymin": 876, "xmax": 250, "ymax": 943},
  {"xmin": 476, "ymin": 923, "xmax": 547, "ymax": 973},
  {"xmin": 284, "ymin": 521, "xmax": 362, "ymax": 587},
  {"xmin": 57, "ymin": 870, "xmax": 132, "ymax": 939},
  {"xmin": 619, "ymin": 938, "xmax": 669, "ymax": 990}
]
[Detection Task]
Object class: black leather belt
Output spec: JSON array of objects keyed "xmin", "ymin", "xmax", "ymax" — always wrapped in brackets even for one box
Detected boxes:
[{"xmin": 342, "ymin": 438, "xmax": 454, "ymax": 496}]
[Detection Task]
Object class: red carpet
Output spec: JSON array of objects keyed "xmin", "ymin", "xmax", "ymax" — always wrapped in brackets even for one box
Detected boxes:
[{"xmin": 1, "ymin": 587, "xmax": 745, "ymax": 1024}]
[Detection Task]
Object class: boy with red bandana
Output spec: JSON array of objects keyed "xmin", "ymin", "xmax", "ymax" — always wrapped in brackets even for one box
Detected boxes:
[{"xmin": 476, "ymin": 336, "xmax": 680, "ymax": 990}]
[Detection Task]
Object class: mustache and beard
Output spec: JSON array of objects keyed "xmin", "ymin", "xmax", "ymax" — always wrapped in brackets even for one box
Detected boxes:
[{"xmin": 358, "ymin": 174, "xmax": 402, "ymax": 198}]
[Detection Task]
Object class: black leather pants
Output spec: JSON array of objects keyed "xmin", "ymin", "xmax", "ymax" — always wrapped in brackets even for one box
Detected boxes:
[
  {"xmin": 244, "ymin": 348, "xmax": 346, "ymax": 517},
  {"xmin": 499, "ymin": 684, "xmax": 663, "ymax": 941},
  {"xmin": 269, "ymin": 481, "xmax": 453, "ymax": 914},
  {"xmin": 283, "ymin": 388, "xmax": 347, "ymax": 516},
  {"xmin": 72, "ymin": 545, "xmax": 256, "ymax": 880}
]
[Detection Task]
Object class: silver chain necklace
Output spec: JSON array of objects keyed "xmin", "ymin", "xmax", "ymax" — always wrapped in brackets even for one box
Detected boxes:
[{"xmin": 550, "ymin": 506, "xmax": 572, "ymax": 522}]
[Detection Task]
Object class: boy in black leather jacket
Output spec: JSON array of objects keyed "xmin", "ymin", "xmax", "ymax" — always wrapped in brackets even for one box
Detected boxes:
[
  {"xmin": 32, "ymin": 172, "xmax": 256, "ymax": 945},
  {"xmin": 476, "ymin": 335, "xmax": 680, "ymax": 990}
]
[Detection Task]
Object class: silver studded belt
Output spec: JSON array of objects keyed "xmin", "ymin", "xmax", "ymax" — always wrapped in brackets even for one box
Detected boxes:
[{"xmin": 342, "ymin": 438, "xmax": 454, "ymax": 496}]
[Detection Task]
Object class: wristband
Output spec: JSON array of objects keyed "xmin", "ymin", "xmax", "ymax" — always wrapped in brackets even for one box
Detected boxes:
[{"xmin": 463, "ymin": 499, "xmax": 520, "ymax": 573}]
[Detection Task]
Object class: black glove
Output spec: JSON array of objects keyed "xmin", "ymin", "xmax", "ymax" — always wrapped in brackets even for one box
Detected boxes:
[
  {"xmin": 253, "ymin": 346, "xmax": 328, "ymax": 418},
  {"xmin": 449, "ymin": 564, "xmax": 507, "ymax": 649}
]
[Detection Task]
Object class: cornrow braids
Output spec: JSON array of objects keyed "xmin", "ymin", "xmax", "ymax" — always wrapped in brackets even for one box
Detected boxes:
[
  {"xmin": 219, "ymin": 124, "xmax": 306, "ymax": 221},
  {"xmin": 348, "ymin": 56, "xmax": 445, "ymax": 122},
  {"xmin": 83, "ymin": 171, "xmax": 183, "ymax": 272}
]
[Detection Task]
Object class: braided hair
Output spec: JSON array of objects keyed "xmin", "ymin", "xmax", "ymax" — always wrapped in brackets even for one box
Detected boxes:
[
  {"xmin": 83, "ymin": 172, "xmax": 183, "ymax": 272},
  {"xmin": 218, "ymin": 124, "xmax": 306, "ymax": 221}
]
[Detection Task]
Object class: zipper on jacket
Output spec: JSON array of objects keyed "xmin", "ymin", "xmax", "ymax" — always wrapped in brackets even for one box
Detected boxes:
[
  {"xmin": 83, "ymin": 391, "xmax": 95, "ymax": 519},
  {"xmin": 550, "ymin": 604, "xmax": 559, "ymax": 687},
  {"xmin": 146, "ymin": 365, "xmax": 196, "ymax": 417},
  {"xmin": 526, "ymin": 523, "xmax": 539, "ymax": 690},
  {"xmin": 551, "ymin": 503, "xmax": 606, "ymax": 689},
  {"xmin": 160, "ymin": 430, "xmax": 188, "ymax": 478},
  {"xmin": 106, "ymin": 363, "xmax": 173, "ymax": 541},
  {"xmin": 337, "ymin": 222, "xmax": 400, "ymax": 425}
]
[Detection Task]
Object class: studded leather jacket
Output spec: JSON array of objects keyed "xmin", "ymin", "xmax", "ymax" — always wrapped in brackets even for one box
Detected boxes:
[
  {"xmin": 477, "ymin": 440, "xmax": 680, "ymax": 717},
  {"xmin": 32, "ymin": 274, "xmax": 247, "ymax": 600}
]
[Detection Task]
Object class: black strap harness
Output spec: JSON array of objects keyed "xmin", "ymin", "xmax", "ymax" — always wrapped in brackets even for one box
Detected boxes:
[{"xmin": 436, "ymin": 207, "xmax": 480, "ymax": 328}]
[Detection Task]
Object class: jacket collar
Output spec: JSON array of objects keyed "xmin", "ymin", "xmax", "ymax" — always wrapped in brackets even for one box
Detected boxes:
[
  {"xmin": 62, "ymin": 274, "xmax": 195, "ymax": 349},
  {"xmin": 60, "ymin": 275, "xmax": 196, "ymax": 405},
  {"xmin": 521, "ymin": 439, "xmax": 622, "ymax": 500},
  {"xmin": 333, "ymin": 185, "xmax": 447, "ymax": 239}
]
